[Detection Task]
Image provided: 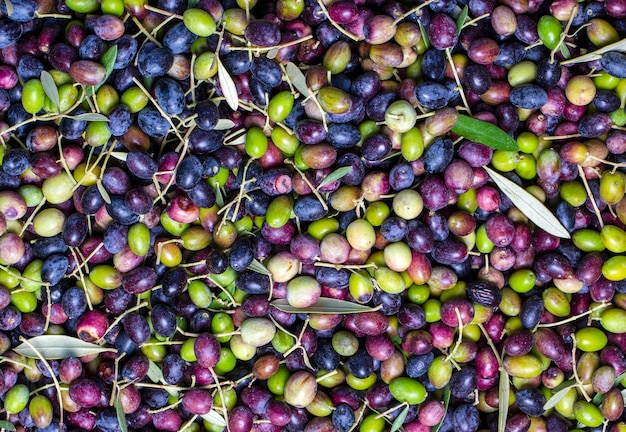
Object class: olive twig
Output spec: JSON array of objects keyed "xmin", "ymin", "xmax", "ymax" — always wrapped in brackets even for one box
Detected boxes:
[
  {"xmin": 68, "ymin": 247, "xmax": 94, "ymax": 311},
  {"xmin": 535, "ymin": 302, "xmax": 610, "ymax": 329},
  {"xmin": 569, "ymin": 334, "xmax": 592, "ymax": 402},
  {"xmin": 445, "ymin": 49, "xmax": 472, "ymax": 115},
  {"xmin": 578, "ymin": 165, "xmax": 604, "ymax": 228},
  {"xmin": 316, "ymin": 0, "xmax": 361, "ymax": 41},
  {"xmin": 549, "ymin": 5, "xmax": 579, "ymax": 63},
  {"xmin": 392, "ymin": 0, "xmax": 438, "ymax": 26},
  {"xmin": 285, "ymin": 159, "xmax": 329, "ymax": 211},
  {"xmin": 374, "ymin": 402, "xmax": 408, "ymax": 420}
]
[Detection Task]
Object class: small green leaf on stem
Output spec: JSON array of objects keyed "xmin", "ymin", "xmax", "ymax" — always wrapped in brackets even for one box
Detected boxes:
[
  {"xmin": 201, "ymin": 410, "xmax": 227, "ymax": 427},
  {"xmin": 485, "ymin": 167, "xmax": 571, "ymax": 239},
  {"xmin": 214, "ymin": 119, "xmax": 236, "ymax": 130},
  {"xmin": 451, "ymin": 114, "xmax": 519, "ymax": 151},
  {"xmin": 434, "ymin": 386, "xmax": 451, "ymax": 432},
  {"xmin": 271, "ymin": 298, "xmax": 381, "ymax": 314},
  {"xmin": 147, "ymin": 360, "xmax": 163, "ymax": 383},
  {"xmin": 40, "ymin": 70, "xmax": 60, "ymax": 111},
  {"xmin": 248, "ymin": 259, "xmax": 271, "ymax": 276},
  {"xmin": 544, "ymin": 384, "xmax": 576, "ymax": 410},
  {"xmin": 391, "ymin": 405, "xmax": 409, "ymax": 432},
  {"xmin": 498, "ymin": 370, "xmax": 510, "ymax": 432},
  {"xmin": 456, "ymin": 5, "xmax": 469, "ymax": 31},
  {"xmin": 71, "ymin": 113, "xmax": 110, "ymax": 122},
  {"xmin": 418, "ymin": 20, "xmax": 429, "ymax": 49},
  {"xmin": 217, "ymin": 58, "xmax": 239, "ymax": 111},
  {"xmin": 116, "ymin": 398, "xmax": 128, "ymax": 432},
  {"xmin": 0, "ymin": 420, "xmax": 16, "ymax": 431},
  {"xmin": 318, "ymin": 166, "xmax": 352, "ymax": 188},
  {"xmin": 286, "ymin": 62, "xmax": 311, "ymax": 98}
]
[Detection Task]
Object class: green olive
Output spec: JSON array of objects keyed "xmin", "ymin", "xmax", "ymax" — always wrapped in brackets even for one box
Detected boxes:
[
  {"xmin": 128, "ymin": 222, "xmax": 150, "ymax": 256},
  {"xmin": 245, "ymin": 127, "xmax": 268, "ymax": 159},
  {"xmin": 22, "ymin": 79, "xmax": 45, "ymax": 115},
  {"xmin": 575, "ymin": 327, "xmax": 608, "ymax": 352},
  {"xmin": 389, "ymin": 377, "xmax": 427, "ymax": 404},
  {"xmin": 183, "ymin": 8, "xmax": 217, "ymax": 37},
  {"xmin": 603, "ymin": 256, "xmax": 626, "ymax": 281},
  {"xmin": 268, "ymin": 91, "xmax": 295, "ymax": 123}
]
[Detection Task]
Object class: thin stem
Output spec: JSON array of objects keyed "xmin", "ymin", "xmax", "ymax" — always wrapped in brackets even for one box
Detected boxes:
[{"xmin": 578, "ymin": 165, "xmax": 604, "ymax": 228}]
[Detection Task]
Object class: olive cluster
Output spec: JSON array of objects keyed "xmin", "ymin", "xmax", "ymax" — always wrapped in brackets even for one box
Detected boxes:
[{"xmin": 1, "ymin": 0, "xmax": 626, "ymax": 431}]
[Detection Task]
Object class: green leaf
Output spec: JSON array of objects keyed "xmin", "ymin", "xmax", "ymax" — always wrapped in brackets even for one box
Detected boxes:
[
  {"xmin": 456, "ymin": 5, "xmax": 469, "ymax": 31},
  {"xmin": 147, "ymin": 360, "xmax": 163, "ymax": 383},
  {"xmin": 498, "ymin": 370, "xmax": 510, "ymax": 432},
  {"xmin": 271, "ymin": 298, "xmax": 381, "ymax": 314},
  {"xmin": 187, "ymin": 0, "xmax": 199, "ymax": 7},
  {"xmin": 559, "ymin": 43, "xmax": 571, "ymax": 59},
  {"xmin": 544, "ymin": 384, "xmax": 576, "ymax": 411},
  {"xmin": 267, "ymin": 48, "xmax": 279, "ymax": 59},
  {"xmin": 97, "ymin": 45, "xmax": 118, "ymax": 91},
  {"xmin": 13, "ymin": 335, "xmax": 116, "ymax": 359},
  {"xmin": 217, "ymin": 58, "xmax": 239, "ymax": 111},
  {"xmin": 391, "ymin": 405, "xmax": 409, "ymax": 432},
  {"xmin": 551, "ymin": 378, "xmax": 577, "ymax": 393},
  {"xmin": 485, "ymin": 167, "xmax": 571, "ymax": 239},
  {"xmin": 40, "ymin": 70, "xmax": 60, "ymax": 112},
  {"xmin": 214, "ymin": 184, "xmax": 224, "ymax": 207},
  {"xmin": 248, "ymin": 259, "xmax": 271, "ymax": 276},
  {"xmin": 214, "ymin": 118, "xmax": 235, "ymax": 130},
  {"xmin": 0, "ymin": 420, "xmax": 16, "ymax": 431},
  {"xmin": 110, "ymin": 152, "xmax": 128, "ymax": 161},
  {"xmin": 452, "ymin": 114, "xmax": 519, "ymax": 151},
  {"xmin": 201, "ymin": 410, "xmax": 227, "ymax": 427},
  {"xmin": 286, "ymin": 62, "xmax": 311, "ymax": 98},
  {"xmin": 318, "ymin": 166, "xmax": 352, "ymax": 188},
  {"xmin": 433, "ymin": 386, "xmax": 451, "ymax": 432},
  {"xmin": 418, "ymin": 20, "xmax": 429, "ymax": 49},
  {"xmin": 70, "ymin": 113, "xmax": 110, "ymax": 122},
  {"xmin": 116, "ymin": 398, "xmax": 128, "ymax": 432}
]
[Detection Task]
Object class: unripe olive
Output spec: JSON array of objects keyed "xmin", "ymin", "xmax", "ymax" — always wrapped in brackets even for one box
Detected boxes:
[{"xmin": 284, "ymin": 371, "xmax": 318, "ymax": 408}]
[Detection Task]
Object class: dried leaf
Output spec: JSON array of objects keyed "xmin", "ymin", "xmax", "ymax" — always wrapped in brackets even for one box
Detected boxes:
[
  {"xmin": 70, "ymin": 113, "xmax": 110, "ymax": 122},
  {"xmin": 110, "ymin": 152, "xmax": 128, "ymax": 161},
  {"xmin": 40, "ymin": 70, "xmax": 60, "ymax": 112},
  {"xmin": 116, "ymin": 398, "xmax": 128, "ymax": 432},
  {"xmin": 498, "ymin": 370, "xmax": 510, "ymax": 432},
  {"xmin": 286, "ymin": 62, "xmax": 310, "ymax": 98},
  {"xmin": 561, "ymin": 38, "xmax": 626, "ymax": 65},
  {"xmin": 3, "ymin": 0, "xmax": 13, "ymax": 16},
  {"xmin": 147, "ymin": 360, "xmax": 163, "ymax": 383},
  {"xmin": 456, "ymin": 5, "xmax": 469, "ymax": 31},
  {"xmin": 452, "ymin": 114, "xmax": 519, "ymax": 151},
  {"xmin": 214, "ymin": 119, "xmax": 236, "ymax": 130},
  {"xmin": 433, "ymin": 386, "xmax": 451, "ymax": 432},
  {"xmin": 391, "ymin": 405, "xmax": 409, "ymax": 432},
  {"xmin": 271, "ymin": 298, "xmax": 381, "ymax": 314},
  {"xmin": 485, "ymin": 167, "xmax": 571, "ymax": 239},
  {"xmin": 0, "ymin": 420, "xmax": 16, "ymax": 431},
  {"xmin": 96, "ymin": 179, "xmax": 111, "ymax": 204},
  {"xmin": 13, "ymin": 335, "xmax": 116, "ymax": 359},
  {"xmin": 201, "ymin": 410, "xmax": 227, "ymax": 427},
  {"xmin": 248, "ymin": 259, "xmax": 271, "ymax": 276},
  {"xmin": 217, "ymin": 58, "xmax": 239, "ymax": 111},
  {"xmin": 317, "ymin": 166, "xmax": 353, "ymax": 188},
  {"xmin": 544, "ymin": 385, "xmax": 576, "ymax": 411}
]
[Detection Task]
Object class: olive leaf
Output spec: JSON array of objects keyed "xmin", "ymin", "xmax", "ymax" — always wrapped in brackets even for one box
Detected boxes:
[
  {"xmin": 70, "ymin": 113, "xmax": 110, "ymax": 122},
  {"xmin": 116, "ymin": 398, "xmax": 128, "ymax": 432},
  {"xmin": 147, "ymin": 360, "xmax": 163, "ymax": 383},
  {"xmin": 559, "ymin": 43, "xmax": 571, "ymax": 59},
  {"xmin": 98, "ymin": 45, "xmax": 118, "ymax": 88},
  {"xmin": 451, "ymin": 114, "xmax": 519, "ymax": 151},
  {"xmin": 485, "ymin": 167, "xmax": 571, "ymax": 239},
  {"xmin": 498, "ymin": 370, "xmax": 510, "ymax": 432},
  {"xmin": 40, "ymin": 70, "xmax": 60, "ymax": 112},
  {"xmin": 544, "ymin": 384, "xmax": 576, "ymax": 411},
  {"xmin": 0, "ymin": 420, "xmax": 16, "ymax": 431},
  {"xmin": 13, "ymin": 335, "xmax": 116, "ymax": 359},
  {"xmin": 391, "ymin": 405, "xmax": 409, "ymax": 432},
  {"xmin": 217, "ymin": 58, "xmax": 239, "ymax": 111},
  {"xmin": 433, "ymin": 386, "xmax": 451, "ymax": 432},
  {"xmin": 110, "ymin": 152, "xmax": 128, "ymax": 161},
  {"xmin": 551, "ymin": 378, "xmax": 577, "ymax": 393},
  {"xmin": 3, "ymin": 0, "xmax": 13, "ymax": 16},
  {"xmin": 201, "ymin": 410, "xmax": 227, "ymax": 427},
  {"xmin": 248, "ymin": 259, "xmax": 271, "ymax": 276},
  {"xmin": 96, "ymin": 179, "xmax": 111, "ymax": 204},
  {"xmin": 267, "ymin": 48, "xmax": 279, "ymax": 59},
  {"xmin": 456, "ymin": 5, "xmax": 469, "ymax": 31},
  {"xmin": 214, "ymin": 184, "xmax": 224, "ymax": 207},
  {"xmin": 318, "ymin": 166, "xmax": 352, "ymax": 188},
  {"xmin": 286, "ymin": 62, "xmax": 310, "ymax": 98},
  {"xmin": 214, "ymin": 119, "xmax": 236, "ymax": 130},
  {"xmin": 418, "ymin": 21, "xmax": 429, "ymax": 49},
  {"xmin": 271, "ymin": 298, "xmax": 381, "ymax": 314},
  {"xmin": 561, "ymin": 37, "xmax": 626, "ymax": 65}
]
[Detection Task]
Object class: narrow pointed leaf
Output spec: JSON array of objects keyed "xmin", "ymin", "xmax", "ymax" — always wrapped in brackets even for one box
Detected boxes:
[
  {"xmin": 271, "ymin": 298, "xmax": 381, "ymax": 314},
  {"xmin": 286, "ymin": 62, "xmax": 310, "ymax": 98},
  {"xmin": 544, "ymin": 384, "xmax": 576, "ymax": 410},
  {"xmin": 452, "ymin": 114, "xmax": 518, "ymax": 151},
  {"xmin": 248, "ymin": 259, "xmax": 271, "ymax": 276},
  {"xmin": 40, "ymin": 70, "xmax": 60, "ymax": 111},
  {"xmin": 96, "ymin": 179, "xmax": 111, "ymax": 204},
  {"xmin": 214, "ymin": 184, "xmax": 224, "ymax": 207},
  {"xmin": 391, "ymin": 405, "xmax": 410, "ymax": 432},
  {"xmin": 561, "ymin": 38, "xmax": 626, "ymax": 65},
  {"xmin": 434, "ymin": 386, "xmax": 451, "ymax": 432},
  {"xmin": 418, "ymin": 20, "xmax": 429, "ymax": 49},
  {"xmin": 3, "ymin": 0, "xmax": 13, "ymax": 16},
  {"xmin": 110, "ymin": 152, "xmax": 128, "ymax": 161},
  {"xmin": 201, "ymin": 410, "xmax": 227, "ymax": 427},
  {"xmin": 551, "ymin": 378, "xmax": 577, "ymax": 393},
  {"xmin": 267, "ymin": 48, "xmax": 279, "ymax": 59},
  {"xmin": 217, "ymin": 58, "xmax": 239, "ymax": 111},
  {"xmin": 116, "ymin": 398, "xmax": 128, "ymax": 432},
  {"xmin": 559, "ymin": 43, "xmax": 570, "ymax": 59},
  {"xmin": 318, "ymin": 166, "xmax": 352, "ymax": 188},
  {"xmin": 147, "ymin": 360, "xmax": 163, "ymax": 383},
  {"xmin": 498, "ymin": 370, "xmax": 510, "ymax": 432},
  {"xmin": 13, "ymin": 335, "xmax": 116, "ymax": 359},
  {"xmin": 485, "ymin": 167, "xmax": 571, "ymax": 238},
  {"xmin": 0, "ymin": 420, "xmax": 16, "ymax": 431},
  {"xmin": 456, "ymin": 5, "xmax": 469, "ymax": 31},
  {"xmin": 97, "ymin": 45, "xmax": 118, "ymax": 91},
  {"xmin": 214, "ymin": 119, "xmax": 236, "ymax": 130},
  {"xmin": 71, "ymin": 113, "xmax": 110, "ymax": 122}
]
